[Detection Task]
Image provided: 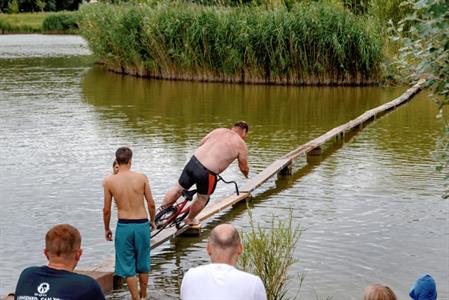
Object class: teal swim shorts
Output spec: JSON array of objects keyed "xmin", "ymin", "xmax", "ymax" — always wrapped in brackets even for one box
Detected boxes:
[{"xmin": 114, "ymin": 219, "xmax": 150, "ymax": 277}]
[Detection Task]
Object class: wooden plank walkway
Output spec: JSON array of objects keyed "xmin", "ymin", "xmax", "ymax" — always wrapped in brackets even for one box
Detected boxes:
[{"xmin": 73, "ymin": 79, "xmax": 426, "ymax": 295}]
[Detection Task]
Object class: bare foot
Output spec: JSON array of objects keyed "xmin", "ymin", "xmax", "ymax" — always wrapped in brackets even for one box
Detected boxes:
[{"xmin": 184, "ymin": 218, "xmax": 200, "ymax": 226}]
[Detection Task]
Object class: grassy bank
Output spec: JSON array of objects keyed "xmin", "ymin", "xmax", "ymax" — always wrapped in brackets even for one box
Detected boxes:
[
  {"xmin": 0, "ymin": 11, "xmax": 78, "ymax": 34},
  {"xmin": 78, "ymin": 2, "xmax": 384, "ymax": 85},
  {"xmin": 0, "ymin": 12, "xmax": 48, "ymax": 33}
]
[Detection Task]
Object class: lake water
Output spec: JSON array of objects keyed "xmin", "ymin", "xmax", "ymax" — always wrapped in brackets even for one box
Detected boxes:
[{"xmin": 0, "ymin": 34, "xmax": 447, "ymax": 299}]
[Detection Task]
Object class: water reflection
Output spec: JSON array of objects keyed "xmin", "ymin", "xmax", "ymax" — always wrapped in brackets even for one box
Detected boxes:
[{"xmin": 82, "ymin": 67, "xmax": 406, "ymax": 170}]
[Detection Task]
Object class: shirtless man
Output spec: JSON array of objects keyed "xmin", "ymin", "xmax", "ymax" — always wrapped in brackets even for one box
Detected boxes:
[
  {"xmin": 103, "ymin": 147, "xmax": 156, "ymax": 300},
  {"xmin": 160, "ymin": 121, "xmax": 249, "ymax": 225}
]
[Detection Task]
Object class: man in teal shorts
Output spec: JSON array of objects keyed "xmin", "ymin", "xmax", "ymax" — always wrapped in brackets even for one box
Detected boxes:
[{"xmin": 103, "ymin": 147, "xmax": 156, "ymax": 300}]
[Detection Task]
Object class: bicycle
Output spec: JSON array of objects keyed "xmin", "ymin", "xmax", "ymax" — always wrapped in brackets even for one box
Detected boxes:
[{"xmin": 151, "ymin": 175, "xmax": 239, "ymax": 238}]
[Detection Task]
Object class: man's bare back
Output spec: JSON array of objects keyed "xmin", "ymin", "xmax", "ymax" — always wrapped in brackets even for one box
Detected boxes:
[
  {"xmin": 103, "ymin": 170, "xmax": 152, "ymax": 220},
  {"xmin": 195, "ymin": 128, "xmax": 249, "ymax": 176},
  {"xmin": 103, "ymin": 148, "xmax": 155, "ymax": 241}
]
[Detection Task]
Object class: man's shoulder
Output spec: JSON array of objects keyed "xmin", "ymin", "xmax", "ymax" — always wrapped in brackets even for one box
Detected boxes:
[
  {"xmin": 183, "ymin": 264, "xmax": 215, "ymax": 277},
  {"xmin": 232, "ymin": 267, "xmax": 262, "ymax": 281},
  {"xmin": 102, "ymin": 174, "xmax": 114, "ymax": 185},
  {"xmin": 185, "ymin": 264, "xmax": 258, "ymax": 280},
  {"xmin": 210, "ymin": 127, "xmax": 231, "ymax": 135},
  {"xmin": 19, "ymin": 265, "xmax": 42, "ymax": 277},
  {"xmin": 63, "ymin": 271, "xmax": 104, "ymax": 293},
  {"xmin": 70, "ymin": 271, "xmax": 98, "ymax": 282}
]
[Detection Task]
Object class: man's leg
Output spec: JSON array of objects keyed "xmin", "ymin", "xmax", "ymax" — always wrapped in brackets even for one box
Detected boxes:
[
  {"xmin": 160, "ymin": 183, "xmax": 184, "ymax": 207},
  {"xmin": 126, "ymin": 276, "xmax": 139, "ymax": 300},
  {"xmin": 138, "ymin": 273, "xmax": 149, "ymax": 299},
  {"xmin": 185, "ymin": 194, "xmax": 209, "ymax": 225}
]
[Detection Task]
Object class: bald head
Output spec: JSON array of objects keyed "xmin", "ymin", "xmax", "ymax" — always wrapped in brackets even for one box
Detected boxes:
[{"xmin": 207, "ymin": 224, "xmax": 242, "ymax": 265}]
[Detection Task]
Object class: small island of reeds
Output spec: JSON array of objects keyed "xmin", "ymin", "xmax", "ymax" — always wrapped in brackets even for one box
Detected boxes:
[{"xmin": 78, "ymin": 1, "xmax": 384, "ymax": 85}]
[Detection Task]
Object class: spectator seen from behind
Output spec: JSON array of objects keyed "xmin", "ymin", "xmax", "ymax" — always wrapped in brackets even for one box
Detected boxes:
[
  {"xmin": 363, "ymin": 284, "xmax": 397, "ymax": 300},
  {"xmin": 409, "ymin": 274, "xmax": 437, "ymax": 300},
  {"xmin": 14, "ymin": 224, "xmax": 105, "ymax": 300},
  {"xmin": 181, "ymin": 223, "xmax": 267, "ymax": 300}
]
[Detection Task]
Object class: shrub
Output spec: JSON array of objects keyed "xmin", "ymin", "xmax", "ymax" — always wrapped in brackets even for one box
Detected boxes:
[{"xmin": 42, "ymin": 12, "xmax": 79, "ymax": 32}]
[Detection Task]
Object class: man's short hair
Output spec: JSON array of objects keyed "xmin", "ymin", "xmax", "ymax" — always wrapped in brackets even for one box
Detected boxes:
[
  {"xmin": 364, "ymin": 284, "xmax": 397, "ymax": 300},
  {"xmin": 115, "ymin": 147, "xmax": 132, "ymax": 165},
  {"xmin": 45, "ymin": 224, "xmax": 81, "ymax": 258},
  {"xmin": 208, "ymin": 224, "xmax": 241, "ymax": 250},
  {"xmin": 233, "ymin": 121, "xmax": 249, "ymax": 133}
]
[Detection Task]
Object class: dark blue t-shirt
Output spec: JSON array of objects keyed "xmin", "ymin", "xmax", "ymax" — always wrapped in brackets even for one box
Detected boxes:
[{"xmin": 14, "ymin": 266, "xmax": 105, "ymax": 300}]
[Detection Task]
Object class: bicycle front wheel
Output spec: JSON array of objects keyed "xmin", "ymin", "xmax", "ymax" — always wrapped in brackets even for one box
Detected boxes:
[
  {"xmin": 175, "ymin": 210, "xmax": 190, "ymax": 229},
  {"xmin": 155, "ymin": 206, "xmax": 177, "ymax": 229}
]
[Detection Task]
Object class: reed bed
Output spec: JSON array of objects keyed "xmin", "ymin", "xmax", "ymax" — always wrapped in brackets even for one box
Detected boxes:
[
  {"xmin": 79, "ymin": 2, "xmax": 384, "ymax": 85},
  {"xmin": 238, "ymin": 209, "xmax": 302, "ymax": 300}
]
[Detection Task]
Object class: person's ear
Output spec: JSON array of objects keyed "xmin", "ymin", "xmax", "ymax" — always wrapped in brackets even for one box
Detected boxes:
[
  {"xmin": 44, "ymin": 249, "xmax": 50, "ymax": 261},
  {"xmin": 206, "ymin": 242, "xmax": 212, "ymax": 257},
  {"xmin": 237, "ymin": 242, "xmax": 243, "ymax": 256},
  {"xmin": 75, "ymin": 248, "xmax": 83, "ymax": 261}
]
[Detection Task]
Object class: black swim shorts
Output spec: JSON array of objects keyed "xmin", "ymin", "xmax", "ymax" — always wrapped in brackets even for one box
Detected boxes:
[{"xmin": 178, "ymin": 156, "xmax": 217, "ymax": 195}]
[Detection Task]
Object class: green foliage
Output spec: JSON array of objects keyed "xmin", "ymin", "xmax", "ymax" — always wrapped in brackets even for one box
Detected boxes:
[
  {"xmin": 78, "ymin": 1, "xmax": 384, "ymax": 85},
  {"xmin": 369, "ymin": 0, "xmax": 413, "ymax": 26},
  {"xmin": 394, "ymin": 0, "xmax": 449, "ymax": 197},
  {"xmin": 0, "ymin": 16, "xmax": 13, "ymax": 32},
  {"xmin": 238, "ymin": 209, "xmax": 302, "ymax": 300},
  {"xmin": 0, "ymin": 12, "xmax": 42, "ymax": 32},
  {"xmin": 8, "ymin": 0, "xmax": 19, "ymax": 13},
  {"xmin": 36, "ymin": 0, "xmax": 46, "ymax": 12},
  {"xmin": 0, "ymin": 11, "xmax": 77, "ymax": 33},
  {"xmin": 0, "ymin": 0, "xmax": 82, "ymax": 13},
  {"xmin": 42, "ymin": 12, "xmax": 79, "ymax": 32}
]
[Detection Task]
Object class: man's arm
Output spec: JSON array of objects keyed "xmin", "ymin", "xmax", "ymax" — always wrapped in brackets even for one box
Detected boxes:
[
  {"xmin": 143, "ymin": 175, "xmax": 156, "ymax": 229},
  {"xmin": 102, "ymin": 178, "xmax": 113, "ymax": 241},
  {"xmin": 237, "ymin": 142, "xmax": 249, "ymax": 178}
]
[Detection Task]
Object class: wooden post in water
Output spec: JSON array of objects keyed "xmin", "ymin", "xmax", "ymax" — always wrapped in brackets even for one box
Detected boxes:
[
  {"xmin": 181, "ymin": 224, "xmax": 202, "ymax": 236},
  {"xmin": 279, "ymin": 162, "xmax": 293, "ymax": 176},
  {"xmin": 308, "ymin": 146, "xmax": 322, "ymax": 156}
]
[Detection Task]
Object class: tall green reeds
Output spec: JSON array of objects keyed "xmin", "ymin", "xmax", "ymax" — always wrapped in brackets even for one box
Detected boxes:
[
  {"xmin": 79, "ymin": 1, "xmax": 384, "ymax": 85},
  {"xmin": 238, "ymin": 209, "xmax": 302, "ymax": 300}
]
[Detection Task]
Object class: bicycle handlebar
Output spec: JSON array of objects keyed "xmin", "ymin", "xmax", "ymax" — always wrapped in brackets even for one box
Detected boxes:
[{"xmin": 217, "ymin": 175, "xmax": 240, "ymax": 195}]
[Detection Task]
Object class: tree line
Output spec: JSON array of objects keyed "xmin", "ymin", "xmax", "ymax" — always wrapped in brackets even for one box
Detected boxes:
[{"xmin": 0, "ymin": 0, "xmax": 82, "ymax": 13}]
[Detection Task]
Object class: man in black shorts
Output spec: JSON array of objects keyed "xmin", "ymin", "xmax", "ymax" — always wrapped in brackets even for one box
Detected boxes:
[
  {"xmin": 159, "ymin": 121, "xmax": 249, "ymax": 225},
  {"xmin": 14, "ymin": 224, "xmax": 105, "ymax": 300}
]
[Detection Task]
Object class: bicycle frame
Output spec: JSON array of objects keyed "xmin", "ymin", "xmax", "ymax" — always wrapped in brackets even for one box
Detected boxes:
[{"xmin": 151, "ymin": 176, "xmax": 239, "ymax": 238}]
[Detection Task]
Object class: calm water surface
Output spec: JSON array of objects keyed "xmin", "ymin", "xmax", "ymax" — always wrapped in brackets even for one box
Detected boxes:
[{"xmin": 0, "ymin": 35, "xmax": 447, "ymax": 299}]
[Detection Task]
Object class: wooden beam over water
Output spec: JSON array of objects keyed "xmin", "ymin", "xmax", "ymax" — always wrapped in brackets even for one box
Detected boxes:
[{"xmin": 75, "ymin": 79, "xmax": 426, "ymax": 294}]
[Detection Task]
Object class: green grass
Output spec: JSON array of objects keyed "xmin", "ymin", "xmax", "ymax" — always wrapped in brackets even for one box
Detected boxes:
[
  {"xmin": 0, "ymin": 11, "xmax": 78, "ymax": 33},
  {"xmin": 0, "ymin": 12, "xmax": 49, "ymax": 32}
]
